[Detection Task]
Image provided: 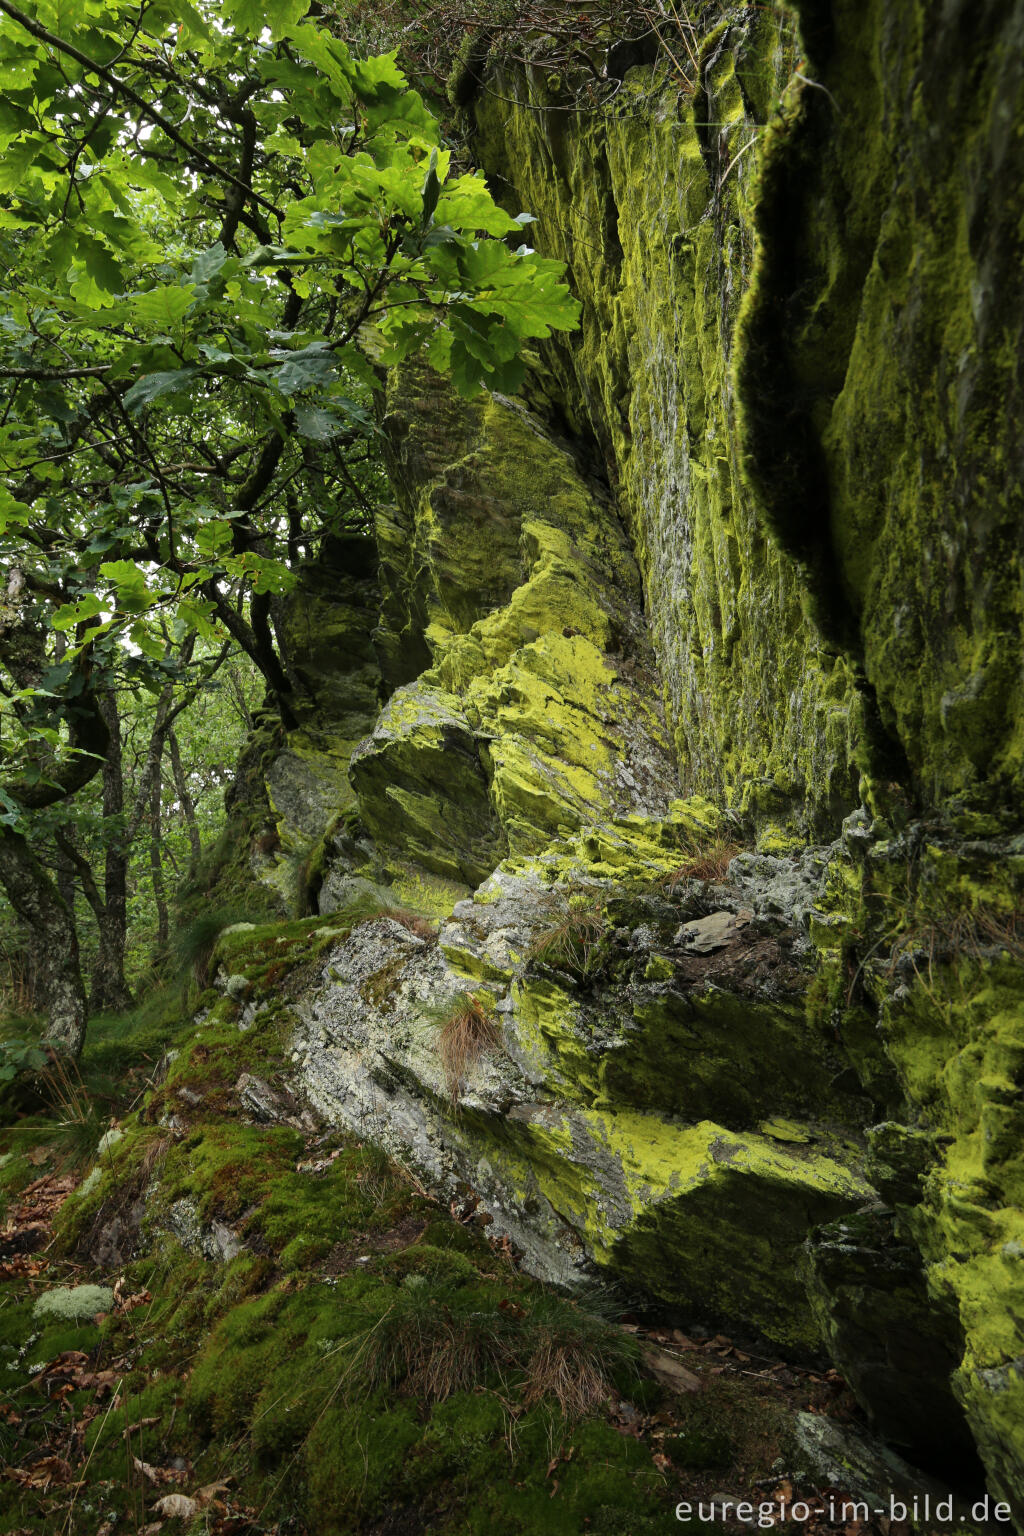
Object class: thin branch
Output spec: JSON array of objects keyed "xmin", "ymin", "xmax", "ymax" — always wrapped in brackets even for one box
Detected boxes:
[{"xmin": 0, "ymin": 0, "xmax": 284, "ymax": 220}]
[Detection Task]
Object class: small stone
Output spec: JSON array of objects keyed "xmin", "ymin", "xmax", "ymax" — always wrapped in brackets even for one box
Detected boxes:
[
  {"xmin": 235, "ymin": 1072, "xmax": 284, "ymax": 1123},
  {"xmin": 210, "ymin": 1221, "xmax": 242, "ymax": 1262}
]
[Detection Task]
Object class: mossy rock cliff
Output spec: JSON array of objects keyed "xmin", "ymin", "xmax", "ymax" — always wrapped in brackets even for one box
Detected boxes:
[{"xmin": 189, "ymin": 0, "xmax": 1024, "ymax": 1516}]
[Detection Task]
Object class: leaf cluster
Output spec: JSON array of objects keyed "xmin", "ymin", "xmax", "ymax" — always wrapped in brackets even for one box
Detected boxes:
[{"xmin": 0, "ymin": 0, "xmax": 579, "ymax": 802}]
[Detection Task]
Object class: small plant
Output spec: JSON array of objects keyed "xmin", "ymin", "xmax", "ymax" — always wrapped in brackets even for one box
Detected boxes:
[
  {"xmin": 528, "ymin": 897, "xmax": 606, "ymax": 980},
  {"xmin": 352, "ymin": 1285, "xmax": 511, "ymax": 1402},
  {"xmin": 0, "ymin": 944, "xmax": 37, "ymax": 1019},
  {"xmin": 432, "ymin": 992, "xmax": 503, "ymax": 1103},
  {"xmin": 328, "ymin": 887, "xmax": 439, "ymax": 942},
  {"xmin": 173, "ymin": 907, "xmax": 256, "ymax": 990},
  {"xmin": 41, "ymin": 1053, "xmax": 114, "ymax": 1170},
  {"xmin": 344, "ymin": 1283, "xmax": 635, "ymax": 1421},
  {"xmin": 381, "ymin": 908, "xmax": 438, "ymax": 942},
  {"xmin": 662, "ymin": 833, "xmax": 742, "ymax": 890},
  {"xmin": 519, "ymin": 1292, "xmax": 638, "ymax": 1420},
  {"xmin": 886, "ymin": 900, "xmax": 1024, "ymax": 988},
  {"xmin": 2, "ymin": 1050, "xmax": 107, "ymax": 1171},
  {"xmin": 0, "ymin": 1036, "xmax": 49, "ymax": 1083}
]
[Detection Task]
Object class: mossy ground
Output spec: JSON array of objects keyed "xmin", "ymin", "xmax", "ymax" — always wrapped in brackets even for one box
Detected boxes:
[{"xmin": 1, "ymin": 983, "xmax": 860, "ymax": 1536}]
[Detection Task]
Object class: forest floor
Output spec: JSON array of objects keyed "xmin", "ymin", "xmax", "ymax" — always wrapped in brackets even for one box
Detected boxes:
[{"xmin": 0, "ymin": 988, "xmax": 966, "ymax": 1536}]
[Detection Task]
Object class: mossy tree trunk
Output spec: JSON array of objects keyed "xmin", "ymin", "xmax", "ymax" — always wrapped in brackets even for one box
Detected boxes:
[
  {"xmin": 0, "ymin": 825, "xmax": 86, "ymax": 1057},
  {"xmin": 149, "ymin": 748, "xmax": 169, "ymax": 967},
  {"xmin": 89, "ymin": 693, "xmax": 133, "ymax": 1013}
]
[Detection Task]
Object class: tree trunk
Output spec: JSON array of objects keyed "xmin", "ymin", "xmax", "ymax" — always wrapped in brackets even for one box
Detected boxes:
[
  {"xmin": 90, "ymin": 694, "xmax": 133, "ymax": 1012},
  {"xmin": 0, "ymin": 826, "xmax": 86, "ymax": 1057},
  {"xmin": 167, "ymin": 724, "xmax": 201, "ymax": 875},
  {"xmin": 150, "ymin": 748, "xmax": 169, "ymax": 966},
  {"xmin": 55, "ymin": 833, "xmax": 76, "ymax": 914}
]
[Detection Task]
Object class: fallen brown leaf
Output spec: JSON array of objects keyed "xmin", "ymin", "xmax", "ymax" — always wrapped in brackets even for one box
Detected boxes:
[
  {"xmin": 5, "ymin": 1455, "xmax": 77, "ymax": 1489},
  {"xmin": 74, "ymin": 1368, "xmax": 119, "ymax": 1395},
  {"xmin": 196, "ymin": 1479, "xmax": 231, "ymax": 1504},
  {"xmin": 116, "ymin": 1290, "xmax": 152, "ymax": 1313},
  {"xmin": 123, "ymin": 1415, "xmax": 161, "ymax": 1436},
  {"xmin": 133, "ymin": 1456, "xmax": 186, "ymax": 1485}
]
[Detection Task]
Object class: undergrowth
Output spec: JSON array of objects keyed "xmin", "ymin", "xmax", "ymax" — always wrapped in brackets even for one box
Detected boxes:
[{"xmin": 0, "ymin": 890, "xmax": 833, "ymax": 1534}]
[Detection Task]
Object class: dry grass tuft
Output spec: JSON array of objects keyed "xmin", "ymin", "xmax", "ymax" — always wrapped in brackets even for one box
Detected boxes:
[
  {"xmin": 435, "ymin": 993, "xmax": 502, "ymax": 1103},
  {"xmin": 520, "ymin": 1331, "xmax": 615, "ymax": 1419},
  {"xmin": 382, "ymin": 908, "xmax": 438, "ymax": 942},
  {"xmin": 886, "ymin": 899, "xmax": 1024, "ymax": 986},
  {"xmin": 661, "ymin": 834, "xmax": 742, "ymax": 891},
  {"xmin": 347, "ymin": 1286, "xmax": 633, "ymax": 1421},
  {"xmin": 356, "ymin": 1301, "xmax": 508, "ymax": 1403},
  {"xmin": 528, "ymin": 901, "xmax": 606, "ymax": 980}
]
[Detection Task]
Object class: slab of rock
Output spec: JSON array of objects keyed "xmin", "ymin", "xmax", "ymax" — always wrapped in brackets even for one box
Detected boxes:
[
  {"xmin": 235, "ymin": 1073, "xmax": 285, "ymax": 1123},
  {"xmin": 675, "ymin": 909, "xmax": 752, "ymax": 953},
  {"xmin": 791, "ymin": 1411, "xmax": 952, "ymax": 1504}
]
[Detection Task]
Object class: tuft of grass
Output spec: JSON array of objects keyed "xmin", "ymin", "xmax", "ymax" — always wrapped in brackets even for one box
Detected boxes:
[
  {"xmin": 381, "ymin": 907, "xmax": 438, "ymax": 942},
  {"xmin": 528, "ymin": 897, "xmax": 606, "ymax": 981},
  {"xmin": 885, "ymin": 899, "xmax": 1024, "ymax": 998},
  {"xmin": 519, "ymin": 1292, "xmax": 638, "ymax": 1420},
  {"xmin": 173, "ymin": 907, "xmax": 258, "ymax": 990},
  {"xmin": 431, "ymin": 992, "xmax": 503, "ymax": 1103},
  {"xmin": 662, "ymin": 834, "xmax": 742, "ymax": 890},
  {"xmin": 353, "ymin": 1284, "xmax": 511, "ymax": 1403},
  {"xmin": 343, "ymin": 1283, "xmax": 636, "ymax": 1422},
  {"xmin": 3, "ymin": 1053, "xmax": 105, "ymax": 1172},
  {"xmin": 40, "ymin": 1053, "xmax": 105, "ymax": 1169},
  {"xmin": 320, "ymin": 886, "xmax": 440, "ymax": 942}
]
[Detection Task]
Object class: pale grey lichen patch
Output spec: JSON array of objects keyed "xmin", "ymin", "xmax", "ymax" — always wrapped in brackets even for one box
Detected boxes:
[{"xmin": 33, "ymin": 1284, "xmax": 114, "ymax": 1324}]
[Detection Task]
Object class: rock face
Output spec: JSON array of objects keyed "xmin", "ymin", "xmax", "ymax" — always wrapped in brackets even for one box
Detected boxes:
[
  {"xmin": 293, "ymin": 878, "xmax": 871, "ymax": 1355},
  {"xmin": 224, "ymin": 0, "xmax": 1024, "ymax": 1513},
  {"xmin": 467, "ymin": 0, "xmax": 1024, "ymax": 837}
]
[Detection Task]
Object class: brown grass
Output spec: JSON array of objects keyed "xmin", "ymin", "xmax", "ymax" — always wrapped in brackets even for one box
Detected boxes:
[
  {"xmin": 886, "ymin": 900, "xmax": 1024, "ymax": 987},
  {"xmin": 359, "ymin": 1304, "xmax": 508, "ymax": 1402},
  {"xmin": 662, "ymin": 836, "xmax": 742, "ymax": 890},
  {"xmin": 382, "ymin": 908, "xmax": 438, "ymax": 942},
  {"xmin": 520, "ymin": 1331, "xmax": 615, "ymax": 1419},
  {"xmin": 348, "ymin": 1288, "xmax": 632, "ymax": 1421},
  {"xmin": 528, "ymin": 902, "xmax": 605, "ymax": 980},
  {"xmin": 435, "ymin": 993, "xmax": 503, "ymax": 1103}
]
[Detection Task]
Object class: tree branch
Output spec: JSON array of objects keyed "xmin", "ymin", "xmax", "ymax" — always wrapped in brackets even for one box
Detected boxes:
[{"xmin": 0, "ymin": 0, "xmax": 284, "ymax": 221}]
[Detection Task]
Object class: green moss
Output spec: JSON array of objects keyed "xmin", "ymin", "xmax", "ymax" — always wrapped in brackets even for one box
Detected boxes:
[
  {"xmin": 470, "ymin": 1103, "xmax": 869, "ymax": 1355},
  {"xmin": 809, "ymin": 829, "xmax": 1024, "ymax": 1499},
  {"xmin": 465, "ymin": 32, "xmax": 873, "ymax": 841},
  {"xmin": 354, "ymin": 356, "xmax": 680, "ymax": 883}
]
